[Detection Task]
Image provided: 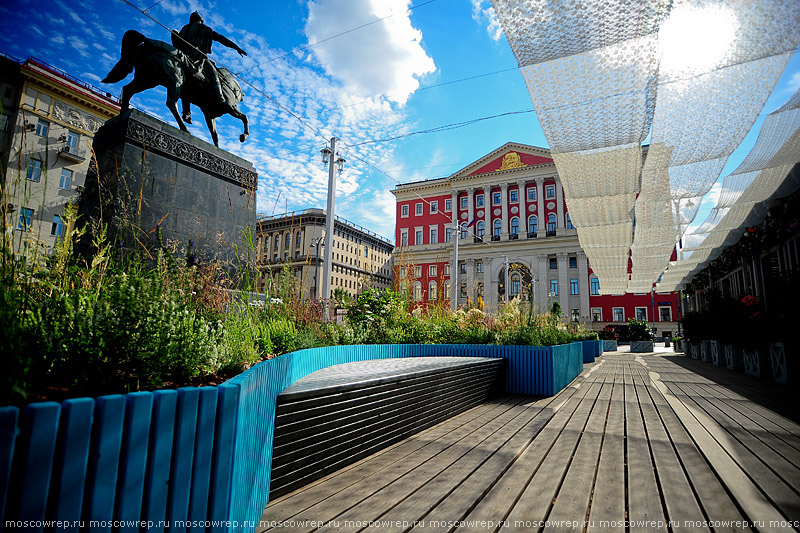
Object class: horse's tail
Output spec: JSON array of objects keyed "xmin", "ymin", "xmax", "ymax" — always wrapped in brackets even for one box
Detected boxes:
[{"xmin": 102, "ymin": 30, "xmax": 148, "ymax": 84}]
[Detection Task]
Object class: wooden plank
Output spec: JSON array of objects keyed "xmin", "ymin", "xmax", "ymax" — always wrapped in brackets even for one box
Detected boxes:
[
  {"xmin": 49, "ymin": 398, "xmax": 94, "ymax": 532},
  {"xmin": 455, "ymin": 373, "xmax": 601, "ymax": 530},
  {"xmin": 166, "ymin": 387, "xmax": 200, "ymax": 533},
  {"xmin": 587, "ymin": 367, "xmax": 625, "ymax": 532},
  {"xmin": 115, "ymin": 392, "xmax": 154, "ymax": 533},
  {"xmin": 632, "ymin": 374, "xmax": 708, "ymax": 532},
  {"xmin": 541, "ymin": 379, "xmax": 613, "ymax": 533},
  {"xmin": 258, "ymin": 397, "xmax": 530, "ymax": 532},
  {"xmin": 330, "ymin": 398, "xmax": 545, "ymax": 533},
  {"xmin": 142, "ymin": 390, "xmax": 178, "ymax": 533},
  {"xmin": 0, "ymin": 406, "xmax": 19, "ymax": 527},
  {"xmin": 500, "ymin": 381, "xmax": 605, "ymax": 532},
  {"xmin": 363, "ymin": 397, "xmax": 558, "ymax": 532},
  {"xmin": 643, "ymin": 369, "xmax": 751, "ymax": 533},
  {"xmin": 188, "ymin": 387, "xmax": 218, "ymax": 533},
  {"xmin": 85, "ymin": 395, "xmax": 126, "ymax": 533},
  {"xmin": 624, "ymin": 364, "xmax": 667, "ymax": 533},
  {"xmin": 14, "ymin": 402, "xmax": 61, "ymax": 531}
]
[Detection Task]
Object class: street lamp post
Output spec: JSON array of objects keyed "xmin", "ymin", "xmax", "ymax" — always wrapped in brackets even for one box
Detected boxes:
[
  {"xmin": 320, "ymin": 137, "xmax": 346, "ymax": 321},
  {"xmin": 450, "ymin": 219, "xmax": 471, "ymax": 311},
  {"xmin": 310, "ymin": 237, "xmax": 324, "ymax": 300}
]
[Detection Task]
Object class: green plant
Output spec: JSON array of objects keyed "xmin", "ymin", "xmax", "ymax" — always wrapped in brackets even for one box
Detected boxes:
[{"xmin": 627, "ymin": 318, "xmax": 652, "ymax": 341}]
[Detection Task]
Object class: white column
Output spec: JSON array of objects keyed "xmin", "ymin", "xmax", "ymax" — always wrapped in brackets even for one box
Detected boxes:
[
  {"xmin": 517, "ymin": 180, "xmax": 527, "ymax": 237},
  {"xmin": 556, "ymin": 179, "xmax": 565, "ymax": 230},
  {"xmin": 578, "ymin": 251, "xmax": 590, "ymax": 322},
  {"xmin": 483, "ymin": 185, "xmax": 491, "ymax": 239},
  {"xmin": 466, "ymin": 258, "xmax": 475, "ymax": 303},
  {"xmin": 466, "ymin": 188, "xmax": 474, "ymax": 239},
  {"xmin": 536, "ymin": 253, "xmax": 548, "ymax": 311},
  {"xmin": 500, "ymin": 183, "xmax": 509, "ymax": 240},
  {"xmin": 557, "ymin": 251, "xmax": 569, "ymax": 311},
  {"xmin": 536, "ymin": 179, "xmax": 545, "ymax": 238},
  {"xmin": 484, "ymin": 257, "xmax": 493, "ymax": 311}
]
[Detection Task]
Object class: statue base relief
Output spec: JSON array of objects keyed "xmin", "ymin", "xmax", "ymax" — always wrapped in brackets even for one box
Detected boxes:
[{"xmin": 79, "ymin": 109, "xmax": 257, "ymax": 265}]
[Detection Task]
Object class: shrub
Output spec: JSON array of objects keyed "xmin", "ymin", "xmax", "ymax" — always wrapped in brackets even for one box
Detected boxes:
[{"xmin": 627, "ymin": 318, "xmax": 652, "ymax": 341}]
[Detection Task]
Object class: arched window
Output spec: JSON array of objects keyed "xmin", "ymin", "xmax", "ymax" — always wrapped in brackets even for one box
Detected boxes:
[
  {"xmin": 510, "ymin": 273, "xmax": 521, "ymax": 297},
  {"xmin": 547, "ymin": 213, "xmax": 557, "ymax": 234},
  {"xmin": 493, "ymin": 219, "xmax": 502, "ymax": 238},
  {"xmin": 296, "ymin": 231, "xmax": 302, "ymax": 245},
  {"xmin": 476, "ymin": 220, "xmax": 485, "ymax": 238},
  {"xmin": 566, "ymin": 213, "xmax": 575, "ymax": 229},
  {"xmin": 429, "ymin": 280, "xmax": 437, "ymax": 301},
  {"xmin": 414, "ymin": 281, "xmax": 422, "ymax": 301},
  {"xmin": 285, "ymin": 233, "xmax": 291, "ymax": 248},
  {"xmin": 510, "ymin": 217, "xmax": 519, "ymax": 237},
  {"xmin": 528, "ymin": 215, "xmax": 538, "ymax": 235}
]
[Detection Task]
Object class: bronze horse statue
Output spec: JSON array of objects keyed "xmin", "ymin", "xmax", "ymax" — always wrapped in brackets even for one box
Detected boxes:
[{"xmin": 103, "ymin": 30, "xmax": 249, "ymax": 147}]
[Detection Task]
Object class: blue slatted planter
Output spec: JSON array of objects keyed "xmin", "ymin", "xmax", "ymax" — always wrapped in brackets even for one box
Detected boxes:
[{"xmin": 1, "ymin": 343, "xmax": 585, "ymax": 532}]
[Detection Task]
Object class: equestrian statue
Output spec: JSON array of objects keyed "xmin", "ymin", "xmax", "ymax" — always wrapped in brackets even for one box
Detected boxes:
[{"xmin": 103, "ymin": 11, "xmax": 249, "ymax": 147}]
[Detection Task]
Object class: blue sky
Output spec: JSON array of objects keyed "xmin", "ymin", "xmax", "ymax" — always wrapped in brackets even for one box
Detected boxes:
[{"xmin": 1, "ymin": 0, "xmax": 798, "ymax": 241}]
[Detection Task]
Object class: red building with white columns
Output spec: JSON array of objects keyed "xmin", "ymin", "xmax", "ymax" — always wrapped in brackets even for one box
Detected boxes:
[{"xmin": 392, "ymin": 142, "xmax": 679, "ymax": 335}]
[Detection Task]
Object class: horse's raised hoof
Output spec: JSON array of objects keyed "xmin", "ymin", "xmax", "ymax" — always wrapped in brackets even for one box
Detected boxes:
[
  {"xmin": 183, "ymin": 112, "xmax": 192, "ymax": 124},
  {"xmin": 240, "ymin": 133, "xmax": 248, "ymax": 143}
]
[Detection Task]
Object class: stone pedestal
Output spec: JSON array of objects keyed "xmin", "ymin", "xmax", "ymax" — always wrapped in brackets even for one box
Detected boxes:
[{"xmin": 80, "ymin": 109, "xmax": 257, "ymax": 263}]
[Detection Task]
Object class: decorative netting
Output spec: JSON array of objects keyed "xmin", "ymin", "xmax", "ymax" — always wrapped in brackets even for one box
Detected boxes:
[{"xmin": 493, "ymin": 0, "xmax": 800, "ymax": 293}]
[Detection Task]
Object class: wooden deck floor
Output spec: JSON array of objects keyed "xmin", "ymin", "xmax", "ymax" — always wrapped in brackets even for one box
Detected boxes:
[{"xmin": 258, "ymin": 352, "xmax": 800, "ymax": 533}]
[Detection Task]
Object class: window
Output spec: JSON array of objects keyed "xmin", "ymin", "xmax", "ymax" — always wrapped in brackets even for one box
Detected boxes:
[
  {"xmin": 430, "ymin": 227, "xmax": 438, "ymax": 244},
  {"xmin": 549, "ymin": 279, "xmax": 558, "ymax": 295},
  {"xmin": 295, "ymin": 251, "xmax": 300, "ymax": 259},
  {"xmin": 507, "ymin": 274, "xmax": 519, "ymax": 297},
  {"xmin": 415, "ymin": 203, "xmax": 423, "ymax": 215},
  {"xmin": 636, "ymin": 307, "xmax": 648, "ymax": 321},
  {"xmin": 0, "ymin": 114, "xmax": 8, "ymax": 132},
  {"xmin": 493, "ymin": 219, "xmax": 501, "ymax": 238},
  {"xmin": 510, "ymin": 189, "xmax": 518, "ymax": 202},
  {"xmin": 476, "ymin": 221, "xmax": 485, "ymax": 238},
  {"xmin": 546, "ymin": 184, "xmax": 555, "ymax": 198},
  {"xmin": 56, "ymin": 168, "xmax": 72, "ymax": 190},
  {"xmin": 566, "ymin": 213, "xmax": 575, "ymax": 229},
  {"xmin": 571, "ymin": 309, "xmax": 580, "ymax": 322},
  {"xmin": 460, "ymin": 225, "xmax": 468, "ymax": 239},
  {"xmin": 569, "ymin": 256, "xmax": 577, "ymax": 268},
  {"xmin": 51, "ymin": 215, "xmax": 65, "ymax": 237},
  {"xmin": 430, "ymin": 200, "xmax": 438, "ymax": 213},
  {"xmin": 414, "ymin": 266, "xmax": 422, "ymax": 278},
  {"xmin": 401, "ymin": 205, "xmax": 409, "ymax": 217},
  {"xmin": 284, "ymin": 252, "xmax": 288, "ymax": 260},
  {"xmin": 527, "ymin": 187, "xmax": 536, "ymax": 201},
  {"xmin": 399, "ymin": 266, "xmax": 407, "ymax": 278},
  {"xmin": 570, "ymin": 278, "xmax": 579, "ymax": 295},
  {"xmin": 429, "ymin": 281, "xmax": 438, "ymax": 301},
  {"xmin": 613, "ymin": 307, "xmax": 624, "ymax": 322},
  {"xmin": 460, "ymin": 196, "xmax": 468, "ymax": 209},
  {"xmin": 445, "ymin": 199, "xmax": 452, "ymax": 211},
  {"xmin": 400, "ymin": 230, "xmax": 408, "ymax": 246},
  {"xmin": 510, "ymin": 217, "xmax": 519, "ymax": 237},
  {"xmin": 35, "ymin": 119, "xmax": 49, "ymax": 137},
  {"xmin": 429, "ymin": 265, "xmax": 437, "ymax": 277},
  {"xmin": 66, "ymin": 131, "xmax": 79, "ymax": 153},
  {"xmin": 445, "ymin": 264, "xmax": 451, "ymax": 276},
  {"xmin": 549, "ymin": 258, "xmax": 557, "ymax": 269},
  {"xmin": 547, "ymin": 213, "xmax": 557, "ymax": 232},
  {"xmin": 528, "ymin": 215, "xmax": 538, "ymax": 235},
  {"xmin": 284, "ymin": 233, "xmax": 291, "ymax": 248},
  {"xmin": 445, "ymin": 227, "xmax": 451, "ymax": 243},
  {"xmin": 364, "ymin": 246, "xmax": 369, "ymax": 257},
  {"xmin": 414, "ymin": 282, "xmax": 422, "ymax": 301},
  {"xmin": 27, "ymin": 159, "xmax": 42, "ymax": 182},
  {"xmin": 476, "ymin": 194, "xmax": 484, "ymax": 206},
  {"xmin": 296, "ymin": 232, "xmax": 302, "ymax": 245},
  {"xmin": 590, "ymin": 277, "xmax": 600, "ymax": 295},
  {"xmin": 659, "ymin": 306, "xmax": 672, "ymax": 321},
  {"xmin": 459, "ymin": 283, "xmax": 467, "ymax": 298},
  {"xmin": 476, "ymin": 261, "xmax": 483, "ymax": 273},
  {"xmin": 591, "ymin": 308, "xmax": 602, "ymax": 322},
  {"xmin": 492, "ymin": 192, "xmax": 501, "ymax": 205},
  {"xmin": 415, "ymin": 229, "xmax": 422, "ymax": 245},
  {"xmin": 460, "ymin": 263, "xmax": 467, "ymax": 274}
]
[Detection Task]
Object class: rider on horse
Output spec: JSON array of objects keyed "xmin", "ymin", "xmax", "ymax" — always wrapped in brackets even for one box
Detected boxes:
[{"xmin": 171, "ymin": 11, "xmax": 247, "ymax": 123}]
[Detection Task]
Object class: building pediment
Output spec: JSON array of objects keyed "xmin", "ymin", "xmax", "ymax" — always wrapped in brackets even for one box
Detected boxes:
[{"xmin": 451, "ymin": 142, "xmax": 554, "ymax": 180}]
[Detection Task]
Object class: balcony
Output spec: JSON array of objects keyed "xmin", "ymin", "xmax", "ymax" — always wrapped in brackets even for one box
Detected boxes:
[
  {"xmin": 509, "ymin": 234, "xmax": 519, "ymax": 240},
  {"xmin": 527, "ymin": 232, "xmax": 537, "ymax": 239},
  {"xmin": 491, "ymin": 235, "xmax": 500, "ymax": 242},
  {"xmin": 546, "ymin": 225, "xmax": 557, "ymax": 237},
  {"xmin": 474, "ymin": 236, "xmax": 484, "ymax": 243},
  {"xmin": 58, "ymin": 145, "xmax": 87, "ymax": 162}
]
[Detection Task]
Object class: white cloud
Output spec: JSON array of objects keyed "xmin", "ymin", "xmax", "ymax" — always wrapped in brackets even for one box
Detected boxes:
[
  {"xmin": 786, "ymin": 70, "xmax": 800, "ymax": 94},
  {"xmin": 470, "ymin": 0, "xmax": 503, "ymax": 41},
  {"xmin": 304, "ymin": 0, "xmax": 436, "ymax": 104}
]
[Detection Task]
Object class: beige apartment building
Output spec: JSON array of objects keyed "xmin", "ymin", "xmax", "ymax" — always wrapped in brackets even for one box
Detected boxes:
[
  {"xmin": 1, "ymin": 54, "xmax": 119, "ymax": 254},
  {"xmin": 255, "ymin": 209, "xmax": 394, "ymax": 300}
]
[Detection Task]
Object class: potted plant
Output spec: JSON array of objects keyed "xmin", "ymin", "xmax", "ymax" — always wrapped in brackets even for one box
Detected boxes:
[
  {"xmin": 738, "ymin": 295, "xmax": 768, "ymax": 378},
  {"xmin": 599, "ymin": 325, "xmax": 618, "ymax": 352},
  {"xmin": 628, "ymin": 318, "xmax": 654, "ymax": 352}
]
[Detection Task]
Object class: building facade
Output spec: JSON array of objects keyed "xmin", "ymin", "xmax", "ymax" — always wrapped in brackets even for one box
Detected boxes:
[
  {"xmin": 255, "ymin": 209, "xmax": 394, "ymax": 300},
  {"xmin": 392, "ymin": 142, "xmax": 679, "ymax": 336},
  {"xmin": 1, "ymin": 55, "xmax": 120, "ymax": 254}
]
